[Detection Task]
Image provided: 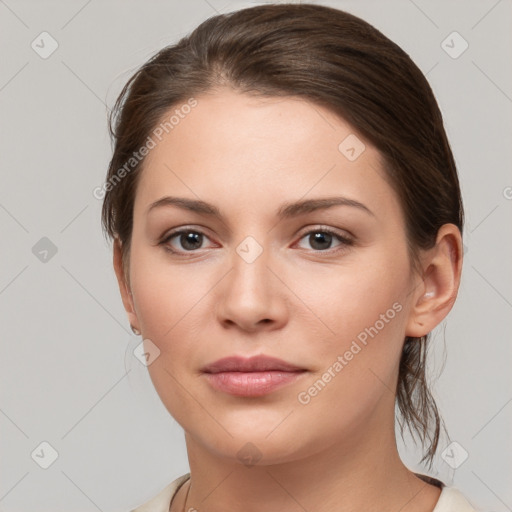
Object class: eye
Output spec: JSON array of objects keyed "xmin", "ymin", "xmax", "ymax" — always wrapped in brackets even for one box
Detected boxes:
[
  {"xmin": 160, "ymin": 228, "xmax": 215, "ymax": 254},
  {"xmin": 295, "ymin": 227, "xmax": 354, "ymax": 253},
  {"xmin": 159, "ymin": 226, "xmax": 354, "ymax": 256}
]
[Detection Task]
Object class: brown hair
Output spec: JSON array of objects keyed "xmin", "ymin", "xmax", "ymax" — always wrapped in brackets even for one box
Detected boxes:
[{"xmin": 101, "ymin": 3, "xmax": 464, "ymax": 468}]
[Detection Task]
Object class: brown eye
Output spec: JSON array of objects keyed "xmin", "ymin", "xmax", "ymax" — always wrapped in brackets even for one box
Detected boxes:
[
  {"xmin": 161, "ymin": 229, "xmax": 213, "ymax": 254},
  {"xmin": 296, "ymin": 228, "xmax": 354, "ymax": 253}
]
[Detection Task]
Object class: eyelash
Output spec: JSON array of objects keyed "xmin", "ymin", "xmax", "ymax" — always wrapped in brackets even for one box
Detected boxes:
[{"xmin": 159, "ymin": 226, "xmax": 354, "ymax": 257}]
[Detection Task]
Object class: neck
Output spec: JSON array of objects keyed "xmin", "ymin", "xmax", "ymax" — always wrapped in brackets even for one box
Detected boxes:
[{"xmin": 173, "ymin": 415, "xmax": 441, "ymax": 512}]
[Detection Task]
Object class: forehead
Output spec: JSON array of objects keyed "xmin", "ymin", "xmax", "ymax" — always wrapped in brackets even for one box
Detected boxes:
[{"xmin": 134, "ymin": 88, "xmax": 401, "ymax": 223}]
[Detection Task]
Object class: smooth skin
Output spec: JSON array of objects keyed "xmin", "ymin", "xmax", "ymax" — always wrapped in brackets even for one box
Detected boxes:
[{"xmin": 113, "ymin": 87, "xmax": 463, "ymax": 512}]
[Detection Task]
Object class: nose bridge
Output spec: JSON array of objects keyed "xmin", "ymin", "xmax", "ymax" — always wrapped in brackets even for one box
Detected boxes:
[
  {"xmin": 230, "ymin": 233, "xmax": 272, "ymax": 296},
  {"xmin": 235, "ymin": 234, "xmax": 267, "ymax": 267},
  {"xmin": 215, "ymin": 231, "xmax": 287, "ymax": 330}
]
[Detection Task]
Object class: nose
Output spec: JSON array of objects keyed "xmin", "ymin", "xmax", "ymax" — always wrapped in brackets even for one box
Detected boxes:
[{"xmin": 215, "ymin": 243, "xmax": 288, "ymax": 333}]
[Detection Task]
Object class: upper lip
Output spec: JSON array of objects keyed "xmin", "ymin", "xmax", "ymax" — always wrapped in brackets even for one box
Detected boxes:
[{"xmin": 202, "ymin": 355, "xmax": 306, "ymax": 373}]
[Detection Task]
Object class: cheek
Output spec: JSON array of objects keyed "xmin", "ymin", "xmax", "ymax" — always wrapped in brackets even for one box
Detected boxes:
[
  {"xmin": 294, "ymin": 251, "xmax": 410, "ymax": 407},
  {"xmin": 130, "ymin": 237, "xmax": 410, "ymax": 366},
  {"xmin": 291, "ymin": 250, "xmax": 409, "ymax": 345},
  {"xmin": 129, "ymin": 244, "xmax": 207, "ymax": 337},
  {"xmin": 129, "ymin": 235, "xmax": 410, "ymax": 431},
  {"xmin": 289, "ymin": 273, "xmax": 408, "ymax": 444},
  {"xmin": 128, "ymin": 252, "xmax": 210, "ymax": 424}
]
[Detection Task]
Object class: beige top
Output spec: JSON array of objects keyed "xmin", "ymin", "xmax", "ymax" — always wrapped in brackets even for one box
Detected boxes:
[{"xmin": 130, "ymin": 472, "xmax": 478, "ymax": 512}]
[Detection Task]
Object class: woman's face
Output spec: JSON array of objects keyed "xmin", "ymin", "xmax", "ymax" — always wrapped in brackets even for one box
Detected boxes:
[{"xmin": 117, "ymin": 88, "xmax": 428, "ymax": 463}]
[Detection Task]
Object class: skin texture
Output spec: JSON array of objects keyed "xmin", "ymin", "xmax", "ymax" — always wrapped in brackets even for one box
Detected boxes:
[{"xmin": 113, "ymin": 88, "xmax": 463, "ymax": 512}]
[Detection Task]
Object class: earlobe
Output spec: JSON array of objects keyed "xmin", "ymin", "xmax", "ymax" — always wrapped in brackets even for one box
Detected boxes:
[
  {"xmin": 405, "ymin": 224, "xmax": 463, "ymax": 338},
  {"xmin": 112, "ymin": 237, "xmax": 140, "ymax": 333}
]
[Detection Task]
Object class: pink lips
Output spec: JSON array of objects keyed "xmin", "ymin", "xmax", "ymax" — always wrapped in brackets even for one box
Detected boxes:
[{"xmin": 202, "ymin": 355, "xmax": 307, "ymax": 397}]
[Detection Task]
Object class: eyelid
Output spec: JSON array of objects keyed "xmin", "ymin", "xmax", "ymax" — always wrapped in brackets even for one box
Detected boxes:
[
  {"xmin": 159, "ymin": 225, "xmax": 217, "ymax": 249},
  {"xmin": 159, "ymin": 224, "xmax": 354, "ymax": 255},
  {"xmin": 295, "ymin": 224, "xmax": 354, "ymax": 241},
  {"xmin": 293, "ymin": 225, "xmax": 354, "ymax": 254}
]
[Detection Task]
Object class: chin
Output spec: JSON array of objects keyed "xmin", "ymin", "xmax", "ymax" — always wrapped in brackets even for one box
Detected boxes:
[{"xmin": 188, "ymin": 419, "xmax": 321, "ymax": 467}]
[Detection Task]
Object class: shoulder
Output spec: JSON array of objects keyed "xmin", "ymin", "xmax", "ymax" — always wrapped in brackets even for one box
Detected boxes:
[
  {"xmin": 129, "ymin": 473, "xmax": 479, "ymax": 512},
  {"xmin": 129, "ymin": 473, "xmax": 191, "ymax": 512},
  {"xmin": 415, "ymin": 473, "xmax": 477, "ymax": 512},
  {"xmin": 433, "ymin": 486, "xmax": 478, "ymax": 512}
]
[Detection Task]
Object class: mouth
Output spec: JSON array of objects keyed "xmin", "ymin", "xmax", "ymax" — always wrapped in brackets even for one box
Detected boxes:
[
  {"xmin": 201, "ymin": 355, "xmax": 308, "ymax": 397},
  {"xmin": 203, "ymin": 370, "xmax": 307, "ymax": 397},
  {"xmin": 202, "ymin": 354, "xmax": 306, "ymax": 373}
]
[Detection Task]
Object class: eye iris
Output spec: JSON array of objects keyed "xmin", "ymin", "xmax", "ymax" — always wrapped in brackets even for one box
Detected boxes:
[
  {"xmin": 310, "ymin": 232, "xmax": 332, "ymax": 250},
  {"xmin": 181, "ymin": 232, "xmax": 202, "ymax": 250}
]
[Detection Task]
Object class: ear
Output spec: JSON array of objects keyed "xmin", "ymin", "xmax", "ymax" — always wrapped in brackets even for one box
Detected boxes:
[
  {"xmin": 113, "ymin": 237, "xmax": 140, "ymax": 333},
  {"xmin": 405, "ymin": 223, "xmax": 463, "ymax": 338}
]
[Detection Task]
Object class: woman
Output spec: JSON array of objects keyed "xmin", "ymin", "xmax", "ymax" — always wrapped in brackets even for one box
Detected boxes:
[{"xmin": 101, "ymin": 3, "xmax": 475, "ymax": 511}]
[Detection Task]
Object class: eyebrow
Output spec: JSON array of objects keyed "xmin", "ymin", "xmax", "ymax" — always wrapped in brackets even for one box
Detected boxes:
[{"xmin": 147, "ymin": 195, "xmax": 375, "ymax": 219}]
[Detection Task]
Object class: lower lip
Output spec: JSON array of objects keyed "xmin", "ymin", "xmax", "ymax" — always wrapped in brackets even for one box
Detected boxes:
[{"xmin": 204, "ymin": 371, "xmax": 307, "ymax": 397}]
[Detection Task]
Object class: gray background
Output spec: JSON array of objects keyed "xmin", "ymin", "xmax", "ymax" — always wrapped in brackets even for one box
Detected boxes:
[{"xmin": 1, "ymin": 0, "xmax": 511, "ymax": 510}]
